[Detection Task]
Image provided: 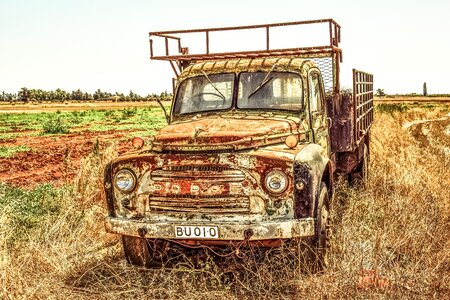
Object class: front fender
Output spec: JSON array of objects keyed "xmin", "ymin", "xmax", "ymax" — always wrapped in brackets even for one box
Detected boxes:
[{"xmin": 293, "ymin": 144, "xmax": 330, "ymax": 218}]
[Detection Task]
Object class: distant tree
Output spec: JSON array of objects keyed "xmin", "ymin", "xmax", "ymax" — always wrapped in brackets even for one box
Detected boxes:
[
  {"xmin": 71, "ymin": 89, "xmax": 83, "ymax": 100},
  {"xmin": 39, "ymin": 89, "xmax": 45, "ymax": 101},
  {"xmin": 160, "ymin": 91, "xmax": 168, "ymax": 98},
  {"xmin": 53, "ymin": 88, "xmax": 68, "ymax": 101},
  {"xmin": 127, "ymin": 90, "xmax": 144, "ymax": 101},
  {"xmin": 32, "ymin": 89, "xmax": 47, "ymax": 101},
  {"xmin": 93, "ymin": 89, "xmax": 103, "ymax": 100},
  {"xmin": 18, "ymin": 87, "xmax": 30, "ymax": 102},
  {"xmin": 3, "ymin": 92, "xmax": 18, "ymax": 102},
  {"xmin": 423, "ymin": 82, "xmax": 427, "ymax": 96},
  {"xmin": 0, "ymin": 91, "xmax": 10, "ymax": 101},
  {"xmin": 83, "ymin": 92, "xmax": 93, "ymax": 100},
  {"xmin": 1, "ymin": 88, "xmax": 173, "ymax": 102},
  {"xmin": 115, "ymin": 92, "xmax": 125, "ymax": 101},
  {"xmin": 128, "ymin": 90, "xmax": 135, "ymax": 100},
  {"xmin": 375, "ymin": 88, "xmax": 386, "ymax": 97},
  {"xmin": 48, "ymin": 90, "xmax": 54, "ymax": 100},
  {"xmin": 104, "ymin": 91, "xmax": 112, "ymax": 99}
]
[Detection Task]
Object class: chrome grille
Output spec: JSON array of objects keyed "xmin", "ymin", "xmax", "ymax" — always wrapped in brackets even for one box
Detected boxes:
[
  {"xmin": 148, "ymin": 195, "xmax": 250, "ymax": 214},
  {"xmin": 148, "ymin": 165, "xmax": 249, "ymax": 213},
  {"xmin": 151, "ymin": 165, "xmax": 245, "ymax": 182}
]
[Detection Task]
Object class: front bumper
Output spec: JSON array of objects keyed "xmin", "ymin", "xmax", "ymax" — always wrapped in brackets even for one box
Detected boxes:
[{"xmin": 105, "ymin": 216, "xmax": 315, "ymax": 241}]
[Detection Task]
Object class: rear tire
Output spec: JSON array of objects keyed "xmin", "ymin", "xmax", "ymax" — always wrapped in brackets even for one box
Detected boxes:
[
  {"xmin": 349, "ymin": 143, "xmax": 369, "ymax": 186},
  {"xmin": 122, "ymin": 236, "xmax": 168, "ymax": 268}
]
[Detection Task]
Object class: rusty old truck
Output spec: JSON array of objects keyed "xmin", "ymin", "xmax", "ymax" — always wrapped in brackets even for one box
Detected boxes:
[{"xmin": 103, "ymin": 19, "xmax": 373, "ymax": 269}]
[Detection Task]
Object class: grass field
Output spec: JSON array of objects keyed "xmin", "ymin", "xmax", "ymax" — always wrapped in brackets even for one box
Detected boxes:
[
  {"xmin": 0, "ymin": 103, "xmax": 449, "ymax": 299},
  {"xmin": 0, "ymin": 106, "xmax": 166, "ymax": 136}
]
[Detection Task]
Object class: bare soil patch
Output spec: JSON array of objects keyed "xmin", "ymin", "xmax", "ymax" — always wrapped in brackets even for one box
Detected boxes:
[{"xmin": 0, "ymin": 130, "xmax": 135, "ymax": 187}]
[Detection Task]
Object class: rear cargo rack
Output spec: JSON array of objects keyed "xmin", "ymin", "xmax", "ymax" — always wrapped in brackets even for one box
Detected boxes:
[
  {"xmin": 149, "ymin": 19, "xmax": 343, "ymax": 93},
  {"xmin": 353, "ymin": 69, "xmax": 374, "ymax": 143}
]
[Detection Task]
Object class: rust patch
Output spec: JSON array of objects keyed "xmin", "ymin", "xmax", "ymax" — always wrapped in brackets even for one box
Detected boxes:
[{"xmin": 151, "ymin": 114, "xmax": 306, "ymax": 152}]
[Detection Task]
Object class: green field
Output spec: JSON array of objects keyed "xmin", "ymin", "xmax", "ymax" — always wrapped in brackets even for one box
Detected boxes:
[{"xmin": 0, "ymin": 106, "xmax": 168, "ymax": 138}]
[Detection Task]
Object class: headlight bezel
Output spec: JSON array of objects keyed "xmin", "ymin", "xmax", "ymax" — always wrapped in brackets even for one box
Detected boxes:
[
  {"xmin": 114, "ymin": 169, "xmax": 137, "ymax": 193},
  {"xmin": 264, "ymin": 170, "xmax": 288, "ymax": 194}
]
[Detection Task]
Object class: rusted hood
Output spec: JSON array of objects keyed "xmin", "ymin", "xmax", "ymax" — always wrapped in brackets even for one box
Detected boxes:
[{"xmin": 153, "ymin": 115, "xmax": 301, "ymax": 151}]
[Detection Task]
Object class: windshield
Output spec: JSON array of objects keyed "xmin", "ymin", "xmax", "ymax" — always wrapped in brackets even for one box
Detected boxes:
[
  {"xmin": 238, "ymin": 72, "xmax": 303, "ymax": 111},
  {"xmin": 173, "ymin": 73, "xmax": 234, "ymax": 115},
  {"xmin": 173, "ymin": 71, "xmax": 303, "ymax": 115}
]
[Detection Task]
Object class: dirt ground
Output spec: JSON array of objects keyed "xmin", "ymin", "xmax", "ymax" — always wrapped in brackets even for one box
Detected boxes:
[
  {"xmin": 0, "ymin": 130, "xmax": 134, "ymax": 187},
  {"xmin": 374, "ymin": 96, "xmax": 450, "ymax": 103}
]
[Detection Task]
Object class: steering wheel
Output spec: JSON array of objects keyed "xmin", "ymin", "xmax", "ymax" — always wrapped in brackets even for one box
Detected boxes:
[{"xmin": 189, "ymin": 92, "xmax": 227, "ymax": 108}]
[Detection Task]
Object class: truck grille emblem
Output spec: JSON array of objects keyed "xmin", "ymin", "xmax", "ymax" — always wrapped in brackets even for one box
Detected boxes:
[{"xmin": 208, "ymin": 156, "xmax": 219, "ymax": 164}]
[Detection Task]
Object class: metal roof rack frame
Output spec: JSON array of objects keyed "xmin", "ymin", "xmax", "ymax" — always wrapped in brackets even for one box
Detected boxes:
[{"xmin": 149, "ymin": 19, "xmax": 343, "ymax": 92}]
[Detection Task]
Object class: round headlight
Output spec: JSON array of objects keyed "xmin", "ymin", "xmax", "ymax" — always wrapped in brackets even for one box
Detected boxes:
[
  {"xmin": 264, "ymin": 170, "xmax": 288, "ymax": 194},
  {"xmin": 132, "ymin": 136, "xmax": 145, "ymax": 149},
  {"xmin": 114, "ymin": 169, "xmax": 136, "ymax": 192},
  {"xmin": 285, "ymin": 135, "xmax": 298, "ymax": 148}
]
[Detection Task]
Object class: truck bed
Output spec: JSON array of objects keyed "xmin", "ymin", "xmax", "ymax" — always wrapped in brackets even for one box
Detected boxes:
[{"xmin": 328, "ymin": 70, "xmax": 374, "ymax": 153}]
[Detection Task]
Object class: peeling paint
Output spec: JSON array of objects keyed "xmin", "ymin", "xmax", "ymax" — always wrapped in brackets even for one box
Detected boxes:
[{"xmin": 105, "ymin": 216, "xmax": 315, "ymax": 240}]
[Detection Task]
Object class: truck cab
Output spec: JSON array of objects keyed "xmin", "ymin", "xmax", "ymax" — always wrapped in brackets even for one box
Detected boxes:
[{"xmin": 103, "ymin": 19, "xmax": 373, "ymax": 269}]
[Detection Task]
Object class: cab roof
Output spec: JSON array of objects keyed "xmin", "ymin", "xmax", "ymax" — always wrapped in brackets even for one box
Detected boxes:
[{"xmin": 178, "ymin": 58, "xmax": 317, "ymax": 82}]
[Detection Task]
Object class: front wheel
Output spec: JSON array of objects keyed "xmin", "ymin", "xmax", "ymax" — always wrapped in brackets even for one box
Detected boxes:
[
  {"xmin": 309, "ymin": 183, "xmax": 331, "ymax": 272},
  {"xmin": 122, "ymin": 236, "xmax": 169, "ymax": 268}
]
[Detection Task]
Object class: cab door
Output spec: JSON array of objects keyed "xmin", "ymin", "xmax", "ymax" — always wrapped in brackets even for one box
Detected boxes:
[{"xmin": 308, "ymin": 70, "xmax": 330, "ymax": 154}]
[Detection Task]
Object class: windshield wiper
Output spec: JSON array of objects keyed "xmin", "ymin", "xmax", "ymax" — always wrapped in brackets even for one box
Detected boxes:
[
  {"xmin": 201, "ymin": 70, "xmax": 226, "ymax": 100},
  {"xmin": 248, "ymin": 63, "xmax": 278, "ymax": 99},
  {"xmin": 248, "ymin": 76, "xmax": 274, "ymax": 99}
]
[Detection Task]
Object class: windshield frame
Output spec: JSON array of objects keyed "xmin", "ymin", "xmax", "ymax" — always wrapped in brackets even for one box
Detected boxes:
[
  {"xmin": 172, "ymin": 73, "xmax": 235, "ymax": 116},
  {"xmin": 171, "ymin": 71, "xmax": 304, "ymax": 120},
  {"xmin": 237, "ymin": 71, "xmax": 304, "ymax": 112}
]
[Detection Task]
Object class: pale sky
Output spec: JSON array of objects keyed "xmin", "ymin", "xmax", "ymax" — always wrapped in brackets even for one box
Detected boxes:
[{"xmin": 0, "ymin": 0, "xmax": 449, "ymax": 95}]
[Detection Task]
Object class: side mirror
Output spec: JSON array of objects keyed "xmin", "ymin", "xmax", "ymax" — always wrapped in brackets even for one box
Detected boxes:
[{"xmin": 156, "ymin": 98, "xmax": 170, "ymax": 124}]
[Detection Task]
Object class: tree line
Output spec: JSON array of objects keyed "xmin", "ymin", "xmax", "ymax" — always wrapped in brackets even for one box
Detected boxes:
[{"xmin": 0, "ymin": 88, "xmax": 172, "ymax": 102}]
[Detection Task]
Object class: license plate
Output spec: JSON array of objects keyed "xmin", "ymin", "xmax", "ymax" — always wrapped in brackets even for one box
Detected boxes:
[{"xmin": 174, "ymin": 225, "xmax": 219, "ymax": 239}]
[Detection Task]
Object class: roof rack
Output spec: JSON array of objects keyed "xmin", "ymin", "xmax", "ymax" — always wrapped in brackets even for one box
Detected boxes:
[{"xmin": 149, "ymin": 19, "xmax": 343, "ymax": 91}]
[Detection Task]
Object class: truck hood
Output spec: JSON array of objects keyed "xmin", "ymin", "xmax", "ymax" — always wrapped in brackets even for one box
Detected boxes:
[{"xmin": 152, "ymin": 115, "xmax": 303, "ymax": 151}]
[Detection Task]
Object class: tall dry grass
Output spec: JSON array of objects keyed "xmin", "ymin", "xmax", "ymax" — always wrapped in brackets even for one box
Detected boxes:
[{"xmin": 1, "ymin": 106, "xmax": 449, "ymax": 299}]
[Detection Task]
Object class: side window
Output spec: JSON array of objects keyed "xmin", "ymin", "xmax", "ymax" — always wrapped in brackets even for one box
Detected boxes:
[{"xmin": 309, "ymin": 72, "xmax": 323, "ymax": 112}]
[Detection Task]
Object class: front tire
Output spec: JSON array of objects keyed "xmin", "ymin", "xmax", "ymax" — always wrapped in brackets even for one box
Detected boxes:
[
  {"xmin": 310, "ymin": 183, "xmax": 331, "ymax": 272},
  {"xmin": 122, "ymin": 236, "xmax": 168, "ymax": 268}
]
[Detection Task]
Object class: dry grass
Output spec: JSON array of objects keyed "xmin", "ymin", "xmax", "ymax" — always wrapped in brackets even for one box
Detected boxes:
[{"xmin": 1, "ymin": 106, "xmax": 449, "ymax": 299}]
